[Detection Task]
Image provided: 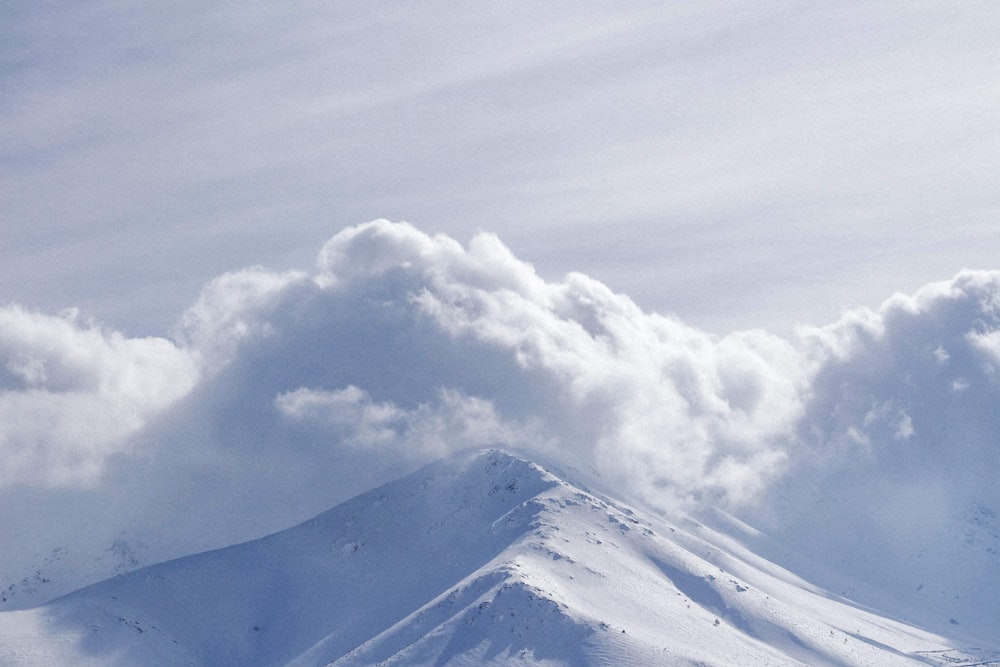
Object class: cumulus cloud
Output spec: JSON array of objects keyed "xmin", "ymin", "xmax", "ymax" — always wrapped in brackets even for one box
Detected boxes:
[
  {"xmin": 0, "ymin": 305, "xmax": 197, "ymax": 487},
  {"xmin": 175, "ymin": 266, "xmax": 309, "ymax": 371},
  {"xmin": 0, "ymin": 220, "xmax": 803, "ymax": 505},
  {"xmin": 4, "ymin": 222, "xmax": 999, "ymax": 522},
  {"xmin": 5, "ymin": 221, "xmax": 997, "ymax": 515},
  {"xmin": 3, "ymin": 219, "xmax": 1000, "ymax": 638},
  {"xmin": 743, "ymin": 269, "xmax": 1000, "ymax": 639},
  {"xmin": 787, "ymin": 270, "xmax": 1000, "ymax": 470},
  {"xmin": 303, "ymin": 220, "xmax": 807, "ymax": 508},
  {"xmin": 3, "ymin": 220, "xmax": 1000, "ymax": 636}
]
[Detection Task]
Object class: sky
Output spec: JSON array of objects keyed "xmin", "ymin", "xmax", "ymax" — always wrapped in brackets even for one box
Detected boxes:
[
  {"xmin": 2, "ymin": 1, "xmax": 1000, "ymax": 641},
  {"xmin": 3, "ymin": 2, "xmax": 1000, "ymax": 337}
]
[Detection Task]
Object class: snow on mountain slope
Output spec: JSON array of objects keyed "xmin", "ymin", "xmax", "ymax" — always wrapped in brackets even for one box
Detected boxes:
[{"xmin": 0, "ymin": 450, "xmax": 996, "ymax": 666}]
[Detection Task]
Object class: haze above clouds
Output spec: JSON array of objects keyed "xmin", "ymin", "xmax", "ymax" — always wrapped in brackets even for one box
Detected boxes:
[{"xmin": 3, "ymin": 2, "xmax": 1000, "ymax": 335}]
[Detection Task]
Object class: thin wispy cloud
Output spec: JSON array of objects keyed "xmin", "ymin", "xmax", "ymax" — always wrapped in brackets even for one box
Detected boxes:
[{"xmin": 4, "ymin": 3, "xmax": 1000, "ymax": 335}]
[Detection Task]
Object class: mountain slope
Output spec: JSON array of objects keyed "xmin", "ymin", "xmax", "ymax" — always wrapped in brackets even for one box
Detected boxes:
[{"xmin": 0, "ymin": 450, "xmax": 995, "ymax": 666}]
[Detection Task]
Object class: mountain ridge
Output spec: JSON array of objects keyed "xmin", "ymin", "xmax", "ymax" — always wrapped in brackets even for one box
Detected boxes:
[{"xmin": 1, "ymin": 449, "xmax": 997, "ymax": 666}]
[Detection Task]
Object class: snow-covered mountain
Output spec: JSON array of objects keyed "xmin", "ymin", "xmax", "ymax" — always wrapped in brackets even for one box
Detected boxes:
[{"xmin": 1, "ymin": 449, "xmax": 996, "ymax": 666}]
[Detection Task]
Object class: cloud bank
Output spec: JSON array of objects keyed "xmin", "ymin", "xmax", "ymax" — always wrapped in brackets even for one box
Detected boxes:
[
  {"xmin": 166, "ymin": 219, "xmax": 809, "ymax": 510},
  {"xmin": 2, "ymin": 221, "xmax": 998, "ymax": 514},
  {"xmin": 2, "ymin": 221, "xmax": 998, "ymax": 636}
]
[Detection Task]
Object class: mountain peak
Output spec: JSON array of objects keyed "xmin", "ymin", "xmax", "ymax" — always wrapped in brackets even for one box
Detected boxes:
[{"xmin": 1, "ymin": 451, "xmax": 997, "ymax": 666}]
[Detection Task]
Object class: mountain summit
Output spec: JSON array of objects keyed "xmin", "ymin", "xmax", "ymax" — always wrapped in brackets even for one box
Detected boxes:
[{"xmin": 0, "ymin": 450, "xmax": 996, "ymax": 666}]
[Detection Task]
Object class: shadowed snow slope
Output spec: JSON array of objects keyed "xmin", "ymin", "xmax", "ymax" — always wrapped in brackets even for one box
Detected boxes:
[{"xmin": 1, "ymin": 450, "xmax": 996, "ymax": 666}]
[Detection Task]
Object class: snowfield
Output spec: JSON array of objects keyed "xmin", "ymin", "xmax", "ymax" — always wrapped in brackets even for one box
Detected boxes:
[{"xmin": 1, "ymin": 450, "xmax": 996, "ymax": 666}]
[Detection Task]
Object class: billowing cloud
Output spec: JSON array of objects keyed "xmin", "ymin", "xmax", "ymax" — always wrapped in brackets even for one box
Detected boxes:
[
  {"xmin": 4, "ymin": 221, "xmax": 998, "ymax": 519},
  {"xmin": 747, "ymin": 270, "xmax": 1000, "ymax": 639},
  {"xmin": 283, "ymin": 220, "xmax": 807, "ymax": 508},
  {"xmin": 0, "ymin": 220, "xmax": 807, "ymax": 507},
  {"xmin": 175, "ymin": 266, "xmax": 309, "ymax": 371},
  {"xmin": 0, "ymin": 305, "xmax": 198, "ymax": 487},
  {"xmin": 2, "ymin": 221, "xmax": 999, "ymax": 636}
]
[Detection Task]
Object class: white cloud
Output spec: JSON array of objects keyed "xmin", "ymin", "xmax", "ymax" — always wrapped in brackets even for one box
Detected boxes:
[
  {"xmin": 932, "ymin": 345, "xmax": 949, "ymax": 364},
  {"xmin": 276, "ymin": 385, "xmax": 403, "ymax": 448},
  {"xmin": 6, "ymin": 223, "xmax": 1000, "ymax": 523},
  {"xmin": 0, "ymin": 219, "xmax": 798, "ymax": 509},
  {"xmin": 0, "ymin": 306, "xmax": 197, "ymax": 487},
  {"xmin": 175, "ymin": 266, "xmax": 309, "ymax": 371},
  {"xmin": 308, "ymin": 221, "xmax": 808, "ymax": 508},
  {"xmin": 3, "ymin": 221, "xmax": 1000, "ymax": 634},
  {"xmin": 275, "ymin": 385, "xmax": 543, "ymax": 459},
  {"xmin": 748, "ymin": 269, "xmax": 1000, "ymax": 637},
  {"xmin": 894, "ymin": 410, "xmax": 914, "ymax": 441}
]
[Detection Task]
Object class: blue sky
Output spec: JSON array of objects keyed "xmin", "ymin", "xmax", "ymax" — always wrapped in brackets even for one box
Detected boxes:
[{"xmin": 4, "ymin": 2, "xmax": 999, "ymax": 336}]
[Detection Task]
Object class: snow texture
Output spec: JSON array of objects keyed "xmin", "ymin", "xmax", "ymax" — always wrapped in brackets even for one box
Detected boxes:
[{"xmin": 1, "ymin": 450, "xmax": 995, "ymax": 666}]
